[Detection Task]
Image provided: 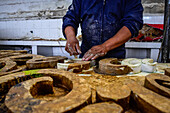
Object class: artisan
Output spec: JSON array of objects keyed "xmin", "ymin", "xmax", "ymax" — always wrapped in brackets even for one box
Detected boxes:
[{"xmin": 63, "ymin": 0, "xmax": 143, "ymax": 61}]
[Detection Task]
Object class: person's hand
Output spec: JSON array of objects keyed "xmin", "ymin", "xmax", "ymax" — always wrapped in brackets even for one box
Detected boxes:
[
  {"xmin": 82, "ymin": 44, "xmax": 107, "ymax": 61},
  {"xmin": 65, "ymin": 37, "xmax": 82, "ymax": 56}
]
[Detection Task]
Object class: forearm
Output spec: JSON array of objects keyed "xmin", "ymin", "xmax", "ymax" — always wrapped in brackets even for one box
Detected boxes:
[
  {"xmin": 65, "ymin": 26, "xmax": 77, "ymax": 40},
  {"xmin": 102, "ymin": 26, "xmax": 132, "ymax": 52},
  {"xmin": 64, "ymin": 26, "xmax": 81, "ymax": 55}
]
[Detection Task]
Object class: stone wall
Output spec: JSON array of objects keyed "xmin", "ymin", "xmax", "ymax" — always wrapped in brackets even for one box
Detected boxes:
[
  {"xmin": 142, "ymin": 0, "xmax": 164, "ymax": 13},
  {"xmin": 0, "ymin": 0, "xmax": 71, "ymax": 21},
  {"xmin": 0, "ymin": 0, "xmax": 165, "ymax": 21}
]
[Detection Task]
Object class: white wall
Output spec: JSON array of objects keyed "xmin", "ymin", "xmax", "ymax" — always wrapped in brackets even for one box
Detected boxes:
[{"xmin": 0, "ymin": 19, "xmax": 82, "ymax": 40}]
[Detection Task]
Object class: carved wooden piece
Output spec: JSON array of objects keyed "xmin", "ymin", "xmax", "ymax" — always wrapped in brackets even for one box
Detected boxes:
[
  {"xmin": 0, "ymin": 50, "xmax": 27, "ymax": 54},
  {"xmin": 97, "ymin": 58, "xmax": 132, "ymax": 75},
  {"xmin": 96, "ymin": 82, "xmax": 131, "ymax": 109},
  {"xmin": 26, "ymin": 56, "xmax": 67, "ymax": 69},
  {"xmin": 0, "ymin": 65, "xmax": 26, "ymax": 77},
  {"xmin": 165, "ymin": 68, "xmax": 170, "ymax": 76},
  {"xmin": 0, "ymin": 52, "xmax": 22, "ymax": 59},
  {"xmin": 0, "ymin": 59, "xmax": 17, "ymax": 72},
  {"xmin": 10, "ymin": 54, "xmax": 44, "ymax": 65},
  {"xmin": 0, "ymin": 72, "xmax": 32, "ymax": 96},
  {"xmin": 125, "ymin": 80, "xmax": 170, "ymax": 113},
  {"xmin": 73, "ymin": 60, "xmax": 91, "ymax": 70},
  {"xmin": 144, "ymin": 73, "xmax": 170, "ymax": 98},
  {"xmin": 5, "ymin": 69, "xmax": 92, "ymax": 113},
  {"xmin": 58, "ymin": 60, "xmax": 90, "ymax": 73},
  {"xmin": 77, "ymin": 102, "xmax": 123, "ymax": 113}
]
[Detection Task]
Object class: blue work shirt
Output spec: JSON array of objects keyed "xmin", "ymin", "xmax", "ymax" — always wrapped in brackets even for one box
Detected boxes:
[{"xmin": 63, "ymin": 0, "xmax": 143, "ymax": 59}]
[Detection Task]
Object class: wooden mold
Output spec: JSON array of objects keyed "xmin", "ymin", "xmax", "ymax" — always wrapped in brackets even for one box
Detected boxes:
[
  {"xmin": 0, "ymin": 59, "xmax": 17, "ymax": 73},
  {"xmin": 96, "ymin": 82, "xmax": 131, "ymax": 109},
  {"xmin": 10, "ymin": 54, "xmax": 44, "ymax": 65},
  {"xmin": 0, "ymin": 50, "xmax": 27, "ymax": 54},
  {"xmin": 165, "ymin": 68, "xmax": 170, "ymax": 76},
  {"xmin": 77, "ymin": 102, "xmax": 123, "ymax": 113},
  {"xmin": 0, "ymin": 52, "xmax": 22, "ymax": 59},
  {"xmin": 4, "ymin": 69, "xmax": 92, "ymax": 113},
  {"xmin": 125, "ymin": 80, "xmax": 170, "ymax": 113},
  {"xmin": 95, "ymin": 58, "xmax": 132, "ymax": 75},
  {"xmin": 144, "ymin": 73, "xmax": 170, "ymax": 98},
  {"xmin": 58, "ymin": 59, "xmax": 90, "ymax": 73},
  {"xmin": 26, "ymin": 56, "xmax": 67, "ymax": 69}
]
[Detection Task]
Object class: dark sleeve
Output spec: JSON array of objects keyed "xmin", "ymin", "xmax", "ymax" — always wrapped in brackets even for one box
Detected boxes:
[
  {"xmin": 121, "ymin": 0, "xmax": 143, "ymax": 37},
  {"xmin": 62, "ymin": 0, "xmax": 81, "ymax": 38}
]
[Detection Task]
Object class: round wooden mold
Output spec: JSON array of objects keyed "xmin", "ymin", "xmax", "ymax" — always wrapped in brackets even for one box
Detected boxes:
[
  {"xmin": 94, "ymin": 58, "xmax": 132, "ymax": 75},
  {"xmin": 10, "ymin": 54, "xmax": 44, "ymax": 65},
  {"xmin": 96, "ymin": 82, "xmax": 131, "ymax": 109},
  {"xmin": 0, "ymin": 50, "xmax": 28, "ymax": 54},
  {"xmin": 5, "ymin": 69, "xmax": 92, "ymax": 113},
  {"xmin": 0, "ymin": 52, "xmax": 22, "ymax": 59},
  {"xmin": 26, "ymin": 56, "xmax": 68, "ymax": 69},
  {"xmin": 58, "ymin": 60, "xmax": 91, "ymax": 73},
  {"xmin": 77, "ymin": 102, "xmax": 123, "ymax": 113},
  {"xmin": 144, "ymin": 73, "xmax": 170, "ymax": 98},
  {"xmin": 165, "ymin": 68, "xmax": 170, "ymax": 76},
  {"xmin": 125, "ymin": 79, "xmax": 170, "ymax": 113},
  {"xmin": 0, "ymin": 59, "xmax": 17, "ymax": 73}
]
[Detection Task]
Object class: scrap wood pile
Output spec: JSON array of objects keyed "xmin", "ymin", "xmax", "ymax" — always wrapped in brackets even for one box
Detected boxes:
[{"xmin": 0, "ymin": 50, "xmax": 170, "ymax": 113}]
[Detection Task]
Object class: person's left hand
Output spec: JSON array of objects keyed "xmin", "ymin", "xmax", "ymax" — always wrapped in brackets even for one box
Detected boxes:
[{"xmin": 82, "ymin": 44, "xmax": 108, "ymax": 61}]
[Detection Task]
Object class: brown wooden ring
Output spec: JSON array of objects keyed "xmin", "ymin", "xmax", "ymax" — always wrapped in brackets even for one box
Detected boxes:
[
  {"xmin": 0, "ymin": 50, "xmax": 27, "ymax": 54},
  {"xmin": 0, "ymin": 65, "xmax": 27, "ymax": 77},
  {"xmin": 96, "ymin": 82, "xmax": 131, "ymax": 109},
  {"xmin": 77, "ymin": 102, "xmax": 123, "ymax": 113},
  {"xmin": 5, "ymin": 69, "xmax": 92, "ymax": 113},
  {"xmin": 95, "ymin": 58, "xmax": 132, "ymax": 75},
  {"xmin": 0, "ymin": 59, "xmax": 17, "ymax": 73},
  {"xmin": 58, "ymin": 60, "xmax": 90, "ymax": 73},
  {"xmin": 74, "ymin": 60, "xmax": 91, "ymax": 70},
  {"xmin": 10, "ymin": 54, "xmax": 44, "ymax": 65},
  {"xmin": 0, "ymin": 52, "xmax": 22, "ymax": 59},
  {"xmin": 125, "ymin": 79, "xmax": 170, "ymax": 113},
  {"xmin": 144, "ymin": 73, "xmax": 170, "ymax": 98},
  {"xmin": 165, "ymin": 68, "xmax": 170, "ymax": 76},
  {"xmin": 26, "ymin": 56, "xmax": 67, "ymax": 69}
]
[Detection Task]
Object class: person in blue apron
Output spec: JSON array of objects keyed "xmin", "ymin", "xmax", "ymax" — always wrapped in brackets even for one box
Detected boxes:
[{"xmin": 63, "ymin": 0, "xmax": 143, "ymax": 61}]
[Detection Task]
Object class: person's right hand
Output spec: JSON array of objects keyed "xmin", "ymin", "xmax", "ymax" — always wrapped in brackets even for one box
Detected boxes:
[{"xmin": 65, "ymin": 37, "xmax": 82, "ymax": 56}]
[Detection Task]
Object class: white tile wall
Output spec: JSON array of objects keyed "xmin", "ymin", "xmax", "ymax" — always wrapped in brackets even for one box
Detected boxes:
[{"xmin": 0, "ymin": 19, "xmax": 82, "ymax": 40}]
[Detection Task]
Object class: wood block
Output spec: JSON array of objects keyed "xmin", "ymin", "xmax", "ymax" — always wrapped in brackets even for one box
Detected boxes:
[
  {"xmin": 96, "ymin": 82, "xmax": 131, "ymax": 109},
  {"xmin": 144, "ymin": 73, "xmax": 170, "ymax": 98},
  {"xmin": 125, "ymin": 80, "xmax": 170, "ymax": 113},
  {"xmin": 77, "ymin": 102, "xmax": 123, "ymax": 113}
]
